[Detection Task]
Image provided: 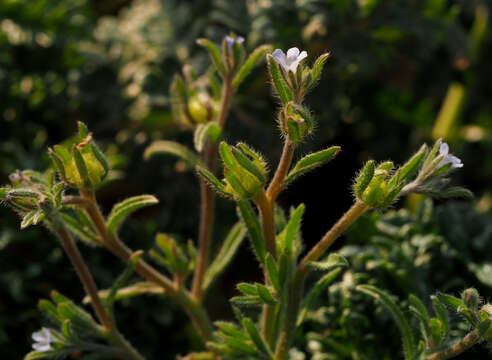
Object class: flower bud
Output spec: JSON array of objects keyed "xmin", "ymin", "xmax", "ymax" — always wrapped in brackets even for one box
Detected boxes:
[
  {"xmin": 50, "ymin": 124, "xmax": 110, "ymax": 190},
  {"xmin": 222, "ymin": 34, "xmax": 245, "ymax": 74},
  {"xmin": 279, "ymin": 102, "xmax": 314, "ymax": 143},
  {"xmin": 220, "ymin": 142, "xmax": 267, "ymax": 200},
  {"xmin": 462, "ymin": 288, "xmax": 480, "ymax": 311}
]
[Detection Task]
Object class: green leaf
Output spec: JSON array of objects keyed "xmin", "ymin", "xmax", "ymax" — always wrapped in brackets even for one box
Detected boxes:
[
  {"xmin": 107, "ymin": 195, "xmax": 159, "ymax": 236},
  {"xmin": 309, "ymin": 53, "xmax": 330, "ymax": 86},
  {"xmin": 408, "ymin": 294, "xmax": 431, "ymax": 341},
  {"xmin": 72, "ymin": 145, "xmax": 91, "ymax": 188},
  {"xmin": 237, "ymin": 283, "xmax": 258, "ymax": 296},
  {"xmin": 307, "ymin": 253, "xmax": 349, "ymax": 271},
  {"xmin": 224, "ymin": 170, "xmax": 249, "ymax": 198},
  {"xmin": 90, "ymin": 142, "xmax": 110, "ymax": 179},
  {"xmin": 282, "ymin": 204, "xmax": 305, "ymax": 255},
  {"xmin": 194, "ymin": 122, "xmax": 221, "ymax": 153},
  {"xmin": 437, "ymin": 186, "xmax": 473, "ymax": 199},
  {"xmin": 436, "ymin": 292, "xmax": 463, "ymax": 311},
  {"xmin": 298, "ymin": 268, "xmax": 342, "ymax": 325},
  {"xmin": 392, "ymin": 144, "xmax": 427, "ymax": 185},
  {"xmin": 59, "ymin": 212, "xmax": 99, "ymax": 246},
  {"xmin": 197, "ymin": 38, "xmax": 226, "ymax": 76},
  {"xmin": 242, "ymin": 317, "xmax": 272, "ymax": 356},
  {"xmin": 237, "ymin": 200, "xmax": 266, "ymax": 263},
  {"xmin": 428, "ymin": 317, "xmax": 443, "ymax": 344},
  {"xmin": 233, "ymin": 44, "xmax": 272, "ymax": 89},
  {"xmin": 83, "ymin": 282, "xmax": 163, "ymax": 304},
  {"xmin": 21, "ymin": 209, "xmax": 45, "ymax": 229},
  {"xmin": 48, "ymin": 147, "xmax": 66, "ymax": 180},
  {"xmin": 38, "ymin": 299, "xmax": 62, "ymax": 325},
  {"xmin": 78, "ymin": 121, "xmax": 90, "ymax": 139},
  {"xmin": 431, "ymin": 295, "xmax": 449, "ymax": 340},
  {"xmin": 357, "ymin": 285, "xmax": 415, "ymax": 360},
  {"xmin": 196, "ymin": 166, "xmax": 229, "ymax": 197},
  {"xmin": 231, "ymin": 147, "xmax": 266, "ymax": 183},
  {"xmin": 285, "ymin": 146, "xmax": 340, "ymax": 186},
  {"xmin": 267, "ymin": 54, "xmax": 293, "ymax": 104},
  {"xmin": 144, "ymin": 140, "xmax": 198, "ymax": 168},
  {"xmin": 353, "ymin": 160, "xmax": 376, "ymax": 198},
  {"xmin": 265, "ymin": 254, "xmax": 281, "ymax": 292},
  {"xmin": 105, "ymin": 251, "xmax": 143, "ymax": 316},
  {"xmin": 224, "ymin": 335, "xmax": 258, "ymax": 355},
  {"xmin": 230, "ymin": 295, "xmax": 263, "ymax": 307},
  {"xmin": 256, "ymin": 283, "xmax": 277, "ymax": 305},
  {"xmin": 203, "ymin": 223, "xmax": 247, "ymax": 291},
  {"xmin": 215, "ymin": 321, "xmax": 249, "ymax": 340}
]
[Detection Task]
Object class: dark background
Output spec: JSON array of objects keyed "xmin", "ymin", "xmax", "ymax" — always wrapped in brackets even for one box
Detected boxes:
[{"xmin": 1, "ymin": 0, "xmax": 491, "ymax": 358}]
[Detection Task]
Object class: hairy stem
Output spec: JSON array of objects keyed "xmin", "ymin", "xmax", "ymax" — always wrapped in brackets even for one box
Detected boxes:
[
  {"xmin": 191, "ymin": 77, "xmax": 234, "ymax": 302},
  {"xmin": 266, "ymin": 139, "xmax": 295, "ymax": 201},
  {"xmin": 55, "ymin": 226, "xmax": 145, "ymax": 360},
  {"xmin": 273, "ymin": 272, "xmax": 304, "ymax": 360},
  {"xmin": 81, "ymin": 191, "xmax": 215, "ymax": 342},
  {"xmin": 255, "ymin": 191, "xmax": 277, "ymax": 259},
  {"xmin": 55, "ymin": 226, "xmax": 113, "ymax": 330},
  {"xmin": 299, "ymin": 200, "xmax": 369, "ymax": 272},
  {"xmin": 427, "ymin": 331, "xmax": 482, "ymax": 360},
  {"xmin": 274, "ymin": 201, "xmax": 369, "ymax": 359},
  {"xmin": 256, "ymin": 139, "xmax": 296, "ymax": 346}
]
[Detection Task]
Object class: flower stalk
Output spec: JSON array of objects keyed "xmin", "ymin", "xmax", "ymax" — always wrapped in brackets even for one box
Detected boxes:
[
  {"xmin": 191, "ymin": 76, "xmax": 234, "ymax": 303},
  {"xmin": 80, "ymin": 190, "xmax": 215, "ymax": 342}
]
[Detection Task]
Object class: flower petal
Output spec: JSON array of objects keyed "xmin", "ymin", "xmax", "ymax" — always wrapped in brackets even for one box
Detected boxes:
[
  {"xmin": 236, "ymin": 36, "xmax": 245, "ymax": 44},
  {"xmin": 272, "ymin": 49, "xmax": 287, "ymax": 68},
  {"xmin": 32, "ymin": 342, "xmax": 52, "ymax": 352},
  {"xmin": 439, "ymin": 142, "xmax": 449, "ymax": 156},
  {"xmin": 298, "ymin": 50, "xmax": 308, "ymax": 62},
  {"xmin": 286, "ymin": 47, "xmax": 300, "ymax": 61}
]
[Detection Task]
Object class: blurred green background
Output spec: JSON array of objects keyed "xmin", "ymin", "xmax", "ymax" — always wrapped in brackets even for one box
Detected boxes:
[{"xmin": 1, "ymin": 0, "xmax": 491, "ymax": 358}]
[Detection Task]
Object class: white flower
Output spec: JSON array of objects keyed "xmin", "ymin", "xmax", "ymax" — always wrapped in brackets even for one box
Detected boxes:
[
  {"xmin": 225, "ymin": 35, "xmax": 244, "ymax": 50},
  {"xmin": 32, "ymin": 327, "xmax": 54, "ymax": 352},
  {"xmin": 438, "ymin": 142, "xmax": 463, "ymax": 169},
  {"xmin": 272, "ymin": 47, "xmax": 308, "ymax": 74}
]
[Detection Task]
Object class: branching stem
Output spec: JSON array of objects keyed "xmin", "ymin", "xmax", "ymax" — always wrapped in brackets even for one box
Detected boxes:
[
  {"xmin": 427, "ymin": 331, "xmax": 482, "ymax": 360},
  {"xmin": 274, "ymin": 200, "xmax": 369, "ymax": 359},
  {"xmin": 55, "ymin": 225, "xmax": 145, "ymax": 360},
  {"xmin": 298, "ymin": 200, "xmax": 369, "ymax": 272},
  {"xmin": 81, "ymin": 191, "xmax": 215, "ymax": 342}
]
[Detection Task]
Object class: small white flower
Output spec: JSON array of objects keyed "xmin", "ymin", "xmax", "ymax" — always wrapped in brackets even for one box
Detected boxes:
[
  {"xmin": 225, "ymin": 35, "xmax": 244, "ymax": 50},
  {"xmin": 32, "ymin": 327, "xmax": 54, "ymax": 352},
  {"xmin": 272, "ymin": 47, "xmax": 308, "ymax": 74},
  {"xmin": 438, "ymin": 142, "xmax": 463, "ymax": 169}
]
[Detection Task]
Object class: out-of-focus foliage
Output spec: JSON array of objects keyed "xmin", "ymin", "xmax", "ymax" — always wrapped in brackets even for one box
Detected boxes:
[
  {"xmin": 299, "ymin": 199, "xmax": 492, "ymax": 359},
  {"xmin": 1, "ymin": 0, "xmax": 492, "ymax": 358}
]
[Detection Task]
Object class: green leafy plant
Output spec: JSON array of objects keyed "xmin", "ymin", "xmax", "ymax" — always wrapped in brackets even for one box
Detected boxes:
[{"xmin": 1, "ymin": 32, "xmax": 490, "ymax": 360}]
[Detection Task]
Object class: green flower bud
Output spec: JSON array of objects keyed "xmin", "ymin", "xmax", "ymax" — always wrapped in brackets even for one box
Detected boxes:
[
  {"xmin": 279, "ymin": 102, "xmax": 314, "ymax": 143},
  {"xmin": 462, "ymin": 288, "xmax": 480, "ymax": 311},
  {"xmin": 219, "ymin": 142, "xmax": 268, "ymax": 200},
  {"xmin": 361, "ymin": 171, "xmax": 389, "ymax": 207},
  {"xmin": 188, "ymin": 92, "xmax": 220, "ymax": 125}
]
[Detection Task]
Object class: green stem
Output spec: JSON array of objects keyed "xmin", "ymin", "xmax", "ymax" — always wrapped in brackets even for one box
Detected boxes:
[
  {"xmin": 191, "ymin": 77, "xmax": 234, "ymax": 303},
  {"xmin": 255, "ymin": 139, "xmax": 296, "ymax": 347},
  {"xmin": 274, "ymin": 201, "xmax": 369, "ymax": 359},
  {"xmin": 298, "ymin": 200, "xmax": 369, "ymax": 272},
  {"xmin": 81, "ymin": 191, "xmax": 215, "ymax": 342},
  {"xmin": 273, "ymin": 272, "xmax": 304, "ymax": 360},
  {"xmin": 427, "ymin": 331, "xmax": 482, "ymax": 360}
]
